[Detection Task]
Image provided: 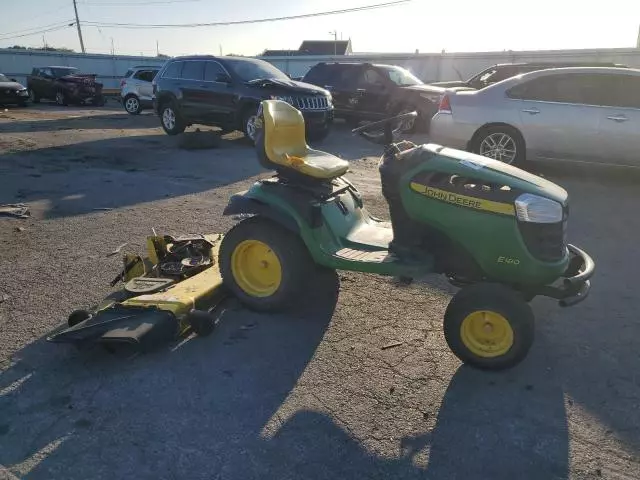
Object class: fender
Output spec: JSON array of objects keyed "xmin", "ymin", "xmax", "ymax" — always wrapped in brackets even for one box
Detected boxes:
[{"xmin": 223, "ymin": 194, "xmax": 300, "ymax": 233}]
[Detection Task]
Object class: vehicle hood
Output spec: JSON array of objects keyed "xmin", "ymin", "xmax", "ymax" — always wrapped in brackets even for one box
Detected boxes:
[
  {"xmin": 59, "ymin": 73, "xmax": 102, "ymax": 86},
  {"xmin": 429, "ymin": 80, "xmax": 470, "ymax": 88},
  {"xmin": 0, "ymin": 81, "xmax": 27, "ymax": 91},
  {"xmin": 247, "ymin": 77, "xmax": 330, "ymax": 96},
  {"xmin": 400, "ymin": 84, "xmax": 447, "ymax": 94}
]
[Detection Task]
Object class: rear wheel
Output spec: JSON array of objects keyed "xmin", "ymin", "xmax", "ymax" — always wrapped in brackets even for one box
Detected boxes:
[
  {"xmin": 443, "ymin": 283, "xmax": 534, "ymax": 370},
  {"xmin": 219, "ymin": 217, "xmax": 316, "ymax": 312},
  {"xmin": 55, "ymin": 90, "xmax": 68, "ymax": 106},
  {"xmin": 160, "ymin": 101, "xmax": 186, "ymax": 135},
  {"xmin": 124, "ymin": 95, "xmax": 141, "ymax": 114},
  {"xmin": 471, "ymin": 125, "xmax": 525, "ymax": 166},
  {"xmin": 29, "ymin": 90, "xmax": 40, "ymax": 103}
]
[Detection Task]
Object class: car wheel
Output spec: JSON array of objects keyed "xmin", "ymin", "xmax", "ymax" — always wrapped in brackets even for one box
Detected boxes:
[
  {"xmin": 124, "ymin": 95, "xmax": 141, "ymax": 115},
  {"xmin": 471, "ymin": 125, "xmax": 525, "ymax": 166},
  {"xmin": 242, "ymin": 107, "xmax": 259, "ymax": 144},
  {"xmin": 55, "ymin": 90, "xmax": 68, "ymax": 106},
  {"xmin": 160, "ymin": 101, "xmax": 186, "ymax": 135},
  {"xmin": 29, "ymin": 90, "xmax": 40, "ymax": 103},
  {"xmin": 306, "ymin": 126, "xmax": 330, "ymax": 143}
]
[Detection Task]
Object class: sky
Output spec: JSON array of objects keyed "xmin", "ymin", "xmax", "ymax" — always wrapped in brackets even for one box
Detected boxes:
[{"xmin": 1, "ymin": 0, "xmax": 640, "ymax": 57}]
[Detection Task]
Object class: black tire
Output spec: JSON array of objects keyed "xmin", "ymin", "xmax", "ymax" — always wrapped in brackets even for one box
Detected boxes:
[
  {"xmin": 443, "ymin": 283, "xmax": 534, "ymax": 371},
  {"xmin": 68, "ymin": 309, "xmax": 92, "ymax": 327},
  {"xmin": 470, "ymin": 125, "xmax": 525, "ymax": 167},
  {"xmin": 55, "ymin": 90, "xmax": 68, "ymax": 106},
  {"xmin": 241, "ymin": 106, "xmax": 259, "ymax": 144},
  {"xmin": 187, "ymin": 310, "xmax": 216, "ymax": 337},
  {"xmin": 219, "ymin": 216, "xmax": 317, "ymax": 312},
  {"xmin": 123, "ymin": 94, "xmax": 141, "ymax": 115},
  {"xmin": 159, "ymin": 100, "xmax": 186, "ymax": 135},
  {"xmin": 29, "ymin": 90, "xmax": 40, "ymax": 103}
]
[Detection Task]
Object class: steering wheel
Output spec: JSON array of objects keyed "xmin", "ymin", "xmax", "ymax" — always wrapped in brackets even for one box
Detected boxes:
[{"xmin": 351, "ymin": 111, "xmax": 418, "ymax": 134}]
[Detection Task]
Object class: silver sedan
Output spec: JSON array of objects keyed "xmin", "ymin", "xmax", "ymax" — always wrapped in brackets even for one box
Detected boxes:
[{"xmin": 429, "ymin": 67, "xmax": 640, "ymax": 168}]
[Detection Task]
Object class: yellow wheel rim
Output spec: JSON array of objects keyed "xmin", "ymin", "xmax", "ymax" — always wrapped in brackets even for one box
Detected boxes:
[
  {"xmin": 460, "ymin": 310, "xmax": 514, "ymax": 358},
  {"xmin": 231, "ymin": 240, "xmax": 282, "ymax": 297}
]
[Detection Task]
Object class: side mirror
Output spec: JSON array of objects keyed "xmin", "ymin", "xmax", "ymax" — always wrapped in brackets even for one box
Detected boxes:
[{"xmin": 215, "ymin": 73, "xmax": 231, "ymax": 83}]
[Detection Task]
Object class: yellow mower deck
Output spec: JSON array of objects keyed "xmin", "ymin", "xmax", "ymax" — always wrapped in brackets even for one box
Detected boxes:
[{"xmin": 122, "ymin": 234, "xmax": 224, "ymax": 317}]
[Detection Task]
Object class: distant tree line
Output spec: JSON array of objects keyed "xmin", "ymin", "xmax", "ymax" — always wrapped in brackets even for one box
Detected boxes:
[{"xmin": 8, "ymin": 45, "xmax": 74, "ymax": 53}]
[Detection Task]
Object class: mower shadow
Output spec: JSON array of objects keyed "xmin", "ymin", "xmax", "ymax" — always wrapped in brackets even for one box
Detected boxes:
[{"xmin": 0, "ymin": 279, "xmax": 571, "ymax": 480}]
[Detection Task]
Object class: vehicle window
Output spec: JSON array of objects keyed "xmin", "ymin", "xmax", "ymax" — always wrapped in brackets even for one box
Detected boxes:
[
  {"xmin": 203, "ymin": 61, "xmax": 226, "ymax": 81},
  {"xmin": 51, "ymin": 67, "xmax": 77, "ymax": 78},
  {"xmin": 124, "ymin": 69, "xmax": 134, "ymax": 78},
  {"xmin": 134, "ymin": 70, "xmax": 154, "ymax": 82},
  {"xmin": 40, "ymin": 68, "xmax": 53, "ymax": 78},
  {"xmin": 224, "ymin": 57, "xmax": 289, "ymax": 82},
  {"xmin": 358, "ymin": 68, "xmax": 387, "ymax": 89},
  {"xmin": 303, "ymin": 65, "xmax": 328, "ymax": 85},
  {"xmin": 472, "ymin": 68, "xmax": 498, "ymax": 87},
  {"xmin": 375, "ymin": 65, "xmax": 422, "ymax": 86},
  {"xmin": 615, "ymin": 75, "xmax": 640, "ymax": 109},
  {"xmin": 181, "ymin": 61, "xmax": 204, "ymax": 81},
  {"xmin": 334, "ymin": 66, "xmax": 359, "ymax": 88},
  {"xmin": 162, "ymin": 61, "xmax": 183, "ymax": 79}
]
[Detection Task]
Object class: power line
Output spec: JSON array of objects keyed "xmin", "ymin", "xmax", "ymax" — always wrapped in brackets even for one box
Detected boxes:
[
  {"xmin": 0, "ymin": 21, "xmax": 76, "ymax": 41},
  {"xmin": 82, "ymin": 0, "xmax": 411, "ymax": 29},
  {"xmin": 81, "ymin": 0, "xmax": 204, "ymax": 5},
  {"xmin": 0, "ymin": 20, "xmax": 75, "ymax": 38}
]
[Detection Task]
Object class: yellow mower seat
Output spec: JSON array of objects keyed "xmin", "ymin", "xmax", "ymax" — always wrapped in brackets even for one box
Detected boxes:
[{"xmin": 262, "ymin": 100, "xmax": 349, "ymax": 180}]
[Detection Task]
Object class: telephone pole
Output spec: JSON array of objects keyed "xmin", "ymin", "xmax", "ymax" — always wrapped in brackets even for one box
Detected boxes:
[
  {"xmin": 72, "ymin": 0, "xmax": 86, "ymax": 53},
  {"xmin": 329, "ymin": 30, "xmax": 337, "ymax": 55}
]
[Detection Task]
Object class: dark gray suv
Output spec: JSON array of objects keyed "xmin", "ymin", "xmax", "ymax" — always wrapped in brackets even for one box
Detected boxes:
[{"xmin": 153, "ymin": 55, "xmax": 334, "ymax": 142}]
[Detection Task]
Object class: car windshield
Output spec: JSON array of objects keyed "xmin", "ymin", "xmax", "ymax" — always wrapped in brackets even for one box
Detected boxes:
[
  {"xmin": 223, "ymin": 57, "xmax": 289, "ymax": 82},
  {"xmin": 52, "ymin": 67, "xmax": 78, "ymax": 78},
  {"xmin": 0, "ymin": 74, "xmax": 9, "ymax": 82},
  {"xmin": 377, "ymin": 66, "xmax": 423, "ymax": 86}
]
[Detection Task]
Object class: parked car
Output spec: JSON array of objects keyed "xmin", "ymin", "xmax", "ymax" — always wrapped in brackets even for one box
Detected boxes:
[
  {"xmin": 301, "ymin": 62, "xmax": 447, "ymax": 132},
  {"xmin": 27, "ymin": 66, "xmax": 104, "ymax": 106},
  {"xmin": 120, "ymin": 65, "xmax": 163, "ymax": 114},
  {"xmin": 0, "ymin": 73, "xmax": 29, "ymax": 106},
  {"xmin": 153, "ymin": 55, "xmax": 334, "ymax": 141},
  {"xmin": 429, "ymin": 67, "xmax": 640, "ymax": 168},
  {"xmin": 429, "ymin": 61, "xmax": 628, "ymax": 90}
]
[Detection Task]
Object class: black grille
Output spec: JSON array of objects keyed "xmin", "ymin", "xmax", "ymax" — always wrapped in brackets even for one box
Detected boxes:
[
  {"xmin": 518, "ymin": 220, "xmax": 567, "ymax": 262},
  {"xmin": 295, "ymin": 96, "xmax": 329, "ymax": 110}
]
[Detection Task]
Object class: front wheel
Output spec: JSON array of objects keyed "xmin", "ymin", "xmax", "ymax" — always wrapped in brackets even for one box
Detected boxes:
[
  {"xmin": 219, "ymin": 217, "xmax": 317, "ymax": 312},
  {"xmin": 242, "ymin": 108, "xmax": 259, "ymax": 144},
  {"xmin": 160, "ymin": 101, "xmax": 186, "ymax": 135},
  {"xmin": 443, "ymin": 283, "xmax": 534, "ymax": 370}
]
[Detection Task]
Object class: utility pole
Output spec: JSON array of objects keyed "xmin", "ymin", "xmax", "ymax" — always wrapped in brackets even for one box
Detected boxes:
[
  {"xmin": 329, "ymin": 30, "xmax": 337, "ymax": 55},
  {"xmin": 72, "ymin": 0, "xmax": 86, "ymax": 53},
  {"xmin": 156, "ymin": 40, "xmax": 159, "ymax": 56},
  {"xmin": 637, "ymin": 24, "xmax": 640, "ymax": 48}
]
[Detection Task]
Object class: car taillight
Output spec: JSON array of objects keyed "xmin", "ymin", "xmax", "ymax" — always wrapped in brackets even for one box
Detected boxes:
[
  {"xmin": 120, "ymin": 79, "xmax": 126, "ymax": 87},
  {"xmin": 438, "ymin": 94, "xmax": 452, "ymax": 113}
]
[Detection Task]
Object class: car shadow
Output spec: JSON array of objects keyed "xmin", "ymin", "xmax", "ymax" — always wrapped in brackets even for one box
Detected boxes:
[
  {"xmin": 0, "ymin": 133, "xmax": 270, "ymax": 219},
  {"xmin": 0, "ymin": 112, "xmax": 159, "ymax": 133}
]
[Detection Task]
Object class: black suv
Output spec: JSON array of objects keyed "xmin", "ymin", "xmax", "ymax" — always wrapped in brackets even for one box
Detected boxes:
[
  {"xmin": 302, "ymin": 62, "xmax": 445, "ymax": 132},
  {"xmin": 153, "ymin": 55, "xmax": 334, "ymax": 141},
  {"xmin": 430, "ymin": 61, "xmax": 629, "ymax": 90}
]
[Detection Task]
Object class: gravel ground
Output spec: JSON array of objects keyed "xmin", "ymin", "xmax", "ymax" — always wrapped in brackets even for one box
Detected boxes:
[{"xmin": 0, "ymin": 103, "xmax": 639, "ymax": 480}]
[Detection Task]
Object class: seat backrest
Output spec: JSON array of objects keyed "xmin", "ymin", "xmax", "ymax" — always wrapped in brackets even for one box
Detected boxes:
[{"xmin": 263, "ymin": 100, "xmax": 308, "ymax": 166}]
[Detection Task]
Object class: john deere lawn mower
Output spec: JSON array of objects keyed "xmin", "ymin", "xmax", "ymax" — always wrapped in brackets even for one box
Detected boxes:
[{"xmin": 217, "ymin": 100, "xmax": 594, "ymax": 370}]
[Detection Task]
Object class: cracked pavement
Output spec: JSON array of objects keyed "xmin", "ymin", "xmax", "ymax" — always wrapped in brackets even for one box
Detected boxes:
[{"xmin": 1, "ymin": 104, "xmax": 639, "ymax": 479}]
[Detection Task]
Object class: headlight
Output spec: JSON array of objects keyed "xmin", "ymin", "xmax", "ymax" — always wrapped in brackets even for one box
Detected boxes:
[
  {"xmin": 270, "ymin": 95, "xmax": 294, "ymax": 104},
  {"xmin": 514, "ymin": 193, "xmax": 563, "ymax": 223},
  {"xmin": 18, "ymin": 89, "xmax": 29, "ymax": 96},
  {"xmin": 326, "ymin": 94, "xmax": 333, "ymax": 106}
]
